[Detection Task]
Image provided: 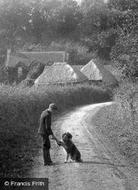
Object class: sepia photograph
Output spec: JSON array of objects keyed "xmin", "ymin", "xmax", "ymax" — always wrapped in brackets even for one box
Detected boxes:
[{"xmin": 0, "ymin": 0, "xmax": 137, "ymax": 189}]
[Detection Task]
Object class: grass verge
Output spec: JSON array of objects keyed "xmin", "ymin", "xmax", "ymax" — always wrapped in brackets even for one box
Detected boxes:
[{"xmin": 92, "ymin": 102, "xmax": 138, "ymax": 166}]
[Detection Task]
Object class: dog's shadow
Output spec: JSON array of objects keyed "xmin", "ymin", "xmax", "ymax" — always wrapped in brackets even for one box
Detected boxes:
[{"xmin": 53, "ymin": 161, "xmax": 128, "ymax": 168}]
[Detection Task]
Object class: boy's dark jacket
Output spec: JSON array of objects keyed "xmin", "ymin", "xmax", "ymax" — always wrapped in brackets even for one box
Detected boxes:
[{"xmin": 38, "ymin": 109, "xmax": 53, "ymax": 136}]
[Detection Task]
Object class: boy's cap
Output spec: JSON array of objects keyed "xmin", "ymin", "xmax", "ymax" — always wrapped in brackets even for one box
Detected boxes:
[{"xmin": 49, "ymin": 103, "xmax": 58, "ymax": 110}]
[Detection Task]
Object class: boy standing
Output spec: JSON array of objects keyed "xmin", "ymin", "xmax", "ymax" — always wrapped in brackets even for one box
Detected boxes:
[{"xmin": 38, "ymin": 103, "xmax": 57, "ymax": 166}]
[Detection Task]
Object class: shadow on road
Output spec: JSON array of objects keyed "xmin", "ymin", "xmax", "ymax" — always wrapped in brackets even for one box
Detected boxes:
[
  {"xmin": 51, "ymin": 161, "xmax": 128, "ymax": 168},
  {"xmin": 82, "ymin": 161, "xmax": 128, "ymax": 168}
]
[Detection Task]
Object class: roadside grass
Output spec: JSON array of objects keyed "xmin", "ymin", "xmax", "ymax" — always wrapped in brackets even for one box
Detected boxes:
[
  {"xmin": 0, "ymin": 83, "xmax": 111, "ymax": 177},
  {"xmin": 92, "ymin": 82, "xmax": 138, "ymax": 165}
]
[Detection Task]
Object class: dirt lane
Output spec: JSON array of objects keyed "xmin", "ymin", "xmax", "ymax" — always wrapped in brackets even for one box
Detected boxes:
[{"xmin": 29, "ymin": 102, "xmax": 138, "ymax": 190}]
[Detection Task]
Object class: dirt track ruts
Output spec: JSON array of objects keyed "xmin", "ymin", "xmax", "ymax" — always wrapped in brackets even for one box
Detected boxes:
[{"xmin": 28, "ymin": 102, "xmax": 138, "ymax": 190}]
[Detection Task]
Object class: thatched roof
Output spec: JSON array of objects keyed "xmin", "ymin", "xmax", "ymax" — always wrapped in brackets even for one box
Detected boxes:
[
  {"xmin": 35, "ymin": 62, "xmax": 88, "ymax": 85},
  {"xmin": 81, "ymin": 60, "xmax": 102, "ymax": 80},
  {"xmin": 81, "ymin": 59, "xmax": 118, "ymax": 85}
]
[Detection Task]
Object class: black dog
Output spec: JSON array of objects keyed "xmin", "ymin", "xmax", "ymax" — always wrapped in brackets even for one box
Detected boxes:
[{"xmin": 56, "ymin": 132, "xmax": 82, "ymax": 163}]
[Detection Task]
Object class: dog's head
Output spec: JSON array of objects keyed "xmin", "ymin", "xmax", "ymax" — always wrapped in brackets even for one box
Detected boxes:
[{"xmin": 62, "ymin": 132, "xmax": 72, "ymax": 143}]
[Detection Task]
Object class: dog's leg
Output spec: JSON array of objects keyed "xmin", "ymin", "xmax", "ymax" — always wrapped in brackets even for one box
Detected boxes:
[
  {"xmin": 64, "ymin": 153, "xmax": 69, "ymax": 163},
  {"xmin": 70, "ymin": 158, "xmax": 73, "ymax": 163}
]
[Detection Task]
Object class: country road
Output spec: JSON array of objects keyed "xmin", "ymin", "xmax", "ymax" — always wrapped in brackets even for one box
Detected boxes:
[{"xmin": 29, "ymin": 102, "xmax": 138, "ymax": 190}]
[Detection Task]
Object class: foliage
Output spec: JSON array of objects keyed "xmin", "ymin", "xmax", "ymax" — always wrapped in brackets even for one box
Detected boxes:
[
  {"xmin": 0, "ymin": 0, "xmax": 81, "ymax": 46},
  {"xmin": 80, "ymin": 1, "xmax": 120, "ymax": 60},
  {"xmin": 108, "ymin": 0, "xmax": 138, "ymax": 11},
  {"xmin": 40, "ymin": 40, "xmax": 92, "ymax": 65},
  {"xmin": 64, "ymin": 42, "xmax": 92, "ymax": 65},
  {"xmin": 50, "ymin": 0, "xmax": 82, "ymax": 36},
  {"xmin": 111, "ymin": 32, "xmax": 138, "ymax": 80},
  {"xmin": 0, "ymin": 0, "xmax": 31, "ymax": 49},
  {"xmin": 82, "ymin": 29, "xmax": 117, "ymax": 60},
  {"xmin": 0, "ymin": 0, "xmax": 137, "ymax": 77},
  {"xmin": 114, "ymin": 81, "xmax": 138, "ymax": 128}
]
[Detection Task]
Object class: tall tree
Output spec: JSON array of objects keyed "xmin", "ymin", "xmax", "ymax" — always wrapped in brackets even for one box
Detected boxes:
[
  {"xmin": 0, "ymin": 0, "xmax": 31, "ymax": 49},
  {"xmin": 108, "ymin": 0, "xmax": 138, "ymax": 79},
  {"xmin": 49, "ymin": 0, "xmax": 82, "ymax": 37}
]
